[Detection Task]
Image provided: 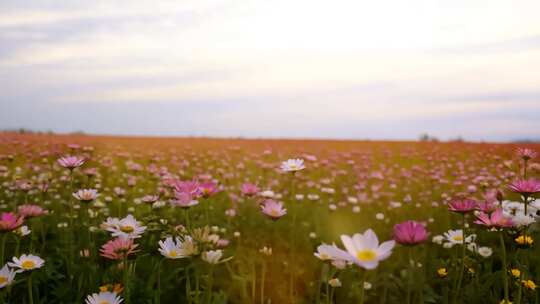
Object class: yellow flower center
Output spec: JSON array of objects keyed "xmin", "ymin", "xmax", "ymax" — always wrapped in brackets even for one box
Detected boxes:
[
  {"xmin": 120, "ymin": 225, "xmax": 134, "ymax": 233},
  {"xmin": 356, "ymin": 249, "xmax": 377, "ymax": 262},
  {"xmin": 270, "ymin": 209, "xmax": 281, "ymax": 217},
  {"xmin": 0, "ymin": 276, "xmax": 7, "ymax": 284},
  {"xmin": 99, "ymin": 301, "xmax": 110, "ymax": 304},
  {"xmin": 168, "ymin": 250, "xmax": 178, "ymax": 257},
  {"xmin": 21, "ymin": 260, "xmax": 36, "ymax": 269},
  {"xmin": 452, "ymin": 236, "xmax": 463, "ymax": 242}
]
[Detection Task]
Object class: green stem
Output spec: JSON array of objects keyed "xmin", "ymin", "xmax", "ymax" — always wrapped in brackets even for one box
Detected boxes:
[
  {"xmin": 27, "ymin": 273, "xmax": 34, "ymax": 304},
  {"xmin": 453, "ymin": 215, "xmax": 466, "ymax": 304},
  {"xmin": 500, "ymin": 232, "xmax": 509, "ymax": 303},
  {"xmin": 260, "ymin": 260, "xmax": 266, "ymax": 304},
  {"xmin": 0, "ymin": 233, "xmax": 7, "ymax": 265},
  {"xmin": 359, "ymin": 270, "xmax": 367, "ymax": 304},
  {"xmin": 206, "ymin": 266, "xmax": 214, "ymax": 304},
  {"xmin": 406, "ymin": 247, "xmax": 414, "ymax": 304},
  {"xmin": 123, "ymin": 258, "xmax": 130, "ymax": 304}
]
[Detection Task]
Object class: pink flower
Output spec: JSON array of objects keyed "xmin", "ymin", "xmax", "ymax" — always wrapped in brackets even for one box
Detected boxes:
[
  {"xmin": 516, "ymin": 148, "xmax": 537, "ymax": 161},
  {"xmin": 448, "ymin": 198, "xmax": 477, "ymax": 213},
  {"xmin": 476, "ymin": 201, "xmax": 497, "ymax": 213},
  {"xmin": 57, "ymin": 155, "xmax": 86, "ymax": 169},
  {"xmin": 260, "ymin": 200, "xmax": 287, "ymax": 220},
  {"xmin": 173, "ymin": 180, "xmax": 202, "ymax": 198},
  {"xmin": 508, "ymin": 179, "xmax": 540, "ymax": 196},
  {"xmin": 474, "ymin": 208, "xmax": 513, "ymax": 228},
  {"xmin": 73, "ymin": 189, "xmax": 99, "ymax": 202},
  {"xmin": 240, "ymin": 183, "xmax": 260, "ymax": 197},
  {"xmin": 0, "ymin": 213, "xmax": 24, "ymax": 231},
  {"xmin": 393, "ymin": 220, "xmax": 428, "ymax": 245},
  {"xmin": 170, "ymin": 191, "xmax": 199, "ymax": 208},
  {"xmin": 199, "ymin": 181, "xmax": 219, "ymax": 198},
  {"xmin": 18, "ymin": 204, "xmax": 47, "ymax": 218},
  {"xmin": 100, "ymin": 238, "xmax": 139, "ymax": 260}
]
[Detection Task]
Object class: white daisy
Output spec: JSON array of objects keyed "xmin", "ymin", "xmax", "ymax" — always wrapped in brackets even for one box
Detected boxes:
[
  {"xmin": 280, "ymin": 159, "xmax": 305, "ymax": 172},
  {"xmin": 0, "ymin": 264, "xmax": 15, "ymax": 288},
  {"xmin": 8, "ymin": 254, "xmax": 45, "ymax": 273},
  {"xmin": 102, "ymin": 214, "xmax": 147, "ymax": 239},
  {"xmin": 340, "ymin": 229, "xmax": 395, "ymax": 270},
  {"xmin": 158, "ymin": 236, "xmax": 198, "ymax": 259},
  {"xmin": 85, "ymin": 291, "xmax": 123, "ymax": 304}
]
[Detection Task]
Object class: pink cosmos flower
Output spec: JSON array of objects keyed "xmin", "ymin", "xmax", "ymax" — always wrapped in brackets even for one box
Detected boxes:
[
  {"xmin": 57, "ymin": 155, "xmax": 86, "ymax": 169},
  {"xmin": 516, "ymin": 148, "xmax": 537, "ymax": 161},
  {"xmin": 141, "ymin": 195, "xmax": 160, "ymax": 204},
  {"xmin": 476, "ymin": 201, "xmax": 497, "ymax": 213},
  {"xmin": 240, "ymin": 183, "xmax": 260, "ymax": 197},
  {"xmin": 199, "ymin": 181, "xmax": 219, "ymax": 198},
  {"xmin": 474, "ymin": 208, "xmax": 513, "ymax": 228},
  {"xmin": 0, "ymin": 212, "xmax": 24, "ymax": 231},
  {"xmin": 73, "ymin": 189, "xmax": 99, "ymax": 202},
  {"xmin": 170, "ymin": 191, "xmax": 199, "ymax": 208},
  {"xmin": 18, "ymin": 204, "xmax": 47, "ymax": 218},
  {"xmin": 100, "ymin": 238, "xmax": 139, "ymax": 260},
  {"xmin": 508, "ymin": 179, "xmax": 540, "ymax": 196},
  {"xmin": 260, "ymin": 200, "xmax": 287, "ymax": 220},
  {"xmin": 393, "ymin": 220, "xmax": 428, "ymax": 245},
  {"xmin": 448, "ymin": 198, "xmax": 477, "ymax": 213},
  {"xmin": 173, "ymin": 180, "xmax": 202, "ymax": 198}
]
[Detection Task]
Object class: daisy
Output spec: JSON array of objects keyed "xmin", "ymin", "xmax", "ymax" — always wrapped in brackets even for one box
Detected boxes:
[
  {"xmin": 73, "ymin": 189, "xmax": 99, "ymax": 202},
  {"xmin": 474, "ymin": 209, "xmax": 514, "ymax": 228},
  {"xmin": 340, "ymin": 229, "xmax": 395, "ymax": 270},
  {"xmin": 102, "ymin": 215, "xmax": 147, "ymax": 239},
  {"xmin": 260, "ymin": 200, "xmax": 287, "ymax": 220},
  {"xmin": 8, "ymin": 254, "xmax": 44, "ymax": 273},
  {"xmin": 0, "ymin": 212, "xmax": 24, "ymax": 232},
  {"xmin": 158, "ymin": 236, "xmax": 198, "ymax": 259},
  {"xmin": 509, "ymin": 179, "xmax": 540, "ymax": 196},
  {"xmin": 0, "ymin": 265, "xmax": 15, "ymax": 288},
  {"xmin": 443, "ymin": 229, "xmax": 476, "ymax": 246},
  {"xmin": 57, "ymin": 155, "xmax": 86, "ymax": 169},
  {"xmin": 85, "ymin": 291, "xmax": 124, "ymax": 304},
  {"xmin": 202, "ymin": 250, "xmax": 232, "ymax": 264},
  {"xmin": 280, "ymin": 158, "xmax": 305, "ymax": 172},
  {"xmin": 17, "ymin": 204, "xmax": 47, "ymax": 218}
]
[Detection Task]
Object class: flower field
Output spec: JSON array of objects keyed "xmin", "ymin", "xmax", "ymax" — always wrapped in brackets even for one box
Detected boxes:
[{"xmin": 0, "ymin": 133, "xmax": 539, "ymax": 304}]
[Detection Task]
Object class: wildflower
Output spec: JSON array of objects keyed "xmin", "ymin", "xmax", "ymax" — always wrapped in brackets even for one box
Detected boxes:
[
  {"xmin": 199, "ymin": 181, "xmax": 219, "ymax": 197},
  {"xmin": 508, "ymin": 179, "xmax": 540, "ymax": 196},
  {"xmin": 17, "ymin": 204, "xmax": 47, "ymax": 218},
  {"xmin": 393, "ymin": 220, "xmax": 428, "ymax": 245},
  {"xmin": 522, "ymin": 279, "xmax": 537, "ymax": 291},
  {"xmin": 260, "ymin": 200, "xmax": 287, "ymax": 220},
  {"xmin": 442, "ymin": 230, "xmax": 476, "ymax": 246},
  {"xmin": 280, "ymin": 158, "xmax": 305, "ymax": 172},
  {"xmin": 85, "ymin": 291, "xmax": 123, "ymax": 304},
  {"xmin": 57, "ymin": 155, "xmax": 86, "ymax": 169},
  {"xmin": 158, "ymin": 236, "xmax": 197, "ymax": 259},
  {"xmin": 73, "ymin": 189, "xmax": 99, "ymax": 202},
  {"xmin": 240, "ymin": 183, "xmax": 260, "ymax": 196},
  {"xmin": 100, "ymin": 238, "xmax": 139, "ymax": 260},
  {"xmin": 102, "ymin": 215, "xmax": 147, "ymax": 239},
  {"xmin": 201, "ymin": 250, "xmax": 232, "ymax": 264},
  {"xmin": 8, "ymin": 254, "xmax": 44, "ymax": 273},
  {"xmin": 328, "ymin": 278, "xmax": 341, "ymax": 287},
  {"xmin": 474, "ymin": 209, "xmax": 514, "ymax": 228},
  {"xmin": 448, "ymin": 198, "xmax": 477, "ymax": 213},
  {"xmin": 0, "ymin": 212, "xmax": 24, "ymax": 232},
  {"xmin": 432, "ymin": 235, "xmax": 444, "ymax": 245},
  {"xmin": 515, "ymin": 235, "xmax": 534, "ymax": 247},
  {"xmin": 437, "ymin": 268, "xmax": 448, "ymax": 278},
  {"xmin": 141, "ymin": 195, "xmax": 159, "ymax": 204},
  {"xmin": 170, "ymin": 191, "xmax": 199, "ymax": 208},
  {"xmin": 340, "ymin": 229, "xmax": 395, "ymax": 270},
  {"xmin": 14, "ymin": 225, "xmax": 31, "ymax": 237},
  {"xmin": 0, "ymin": 265, "xmax": 15, "ymax": 288},
  {"xmin": 510, "ymin": 269, "xmax": 521, "ymax": 279},
  {"xmin": 99, "ymin": 283, "xmax": 124, "ymax": 294},
  {"xmin": 477, "ymin": 246, "xmax": 493, "ymax": 258},
  {"xmin": 516, "ymin": 148, "xmax": 537, "ymax": 161}
]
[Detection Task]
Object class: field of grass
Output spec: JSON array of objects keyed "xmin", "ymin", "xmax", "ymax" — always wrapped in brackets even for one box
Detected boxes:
[{"xmin": 0, "ymin": 132, "xmax": 539, "ymax": 304}]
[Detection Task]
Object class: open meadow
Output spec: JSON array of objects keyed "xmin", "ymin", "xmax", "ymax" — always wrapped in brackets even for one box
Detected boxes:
[{"xmin": 0, "ymin": 133, "xmax": 539, "ymax": 303}]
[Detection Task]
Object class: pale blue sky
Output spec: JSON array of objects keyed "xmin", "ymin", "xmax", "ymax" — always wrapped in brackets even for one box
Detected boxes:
[{"xmin": 1, "ymin": 0, "xmax": 539, "ymax": 141}]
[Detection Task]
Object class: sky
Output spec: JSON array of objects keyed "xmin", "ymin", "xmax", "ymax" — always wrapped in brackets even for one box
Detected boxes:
[{"xmin": 1, "ymin": 0, "xmax": 539, "ymax": 141}]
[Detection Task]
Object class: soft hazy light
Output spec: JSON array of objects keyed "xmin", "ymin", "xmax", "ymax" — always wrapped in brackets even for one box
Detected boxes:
[{"xmin": 0, "ymin": 0, "xmax": 539, "ymax": 140}]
